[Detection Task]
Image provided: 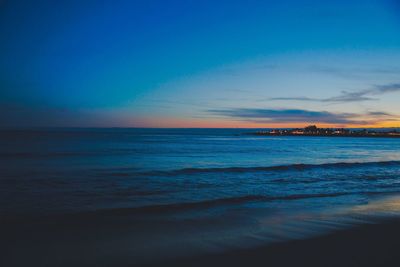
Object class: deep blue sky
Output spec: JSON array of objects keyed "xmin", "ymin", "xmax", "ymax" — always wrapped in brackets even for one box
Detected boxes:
[{"xmin": 1, "ymin": 0, "xmax": 400, "ymax": 127}]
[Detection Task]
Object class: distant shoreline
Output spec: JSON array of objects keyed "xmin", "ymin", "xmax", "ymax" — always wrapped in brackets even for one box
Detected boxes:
[
  {"xmin": 250, "ymin": 125, "xmax": 400, "ymax": 138},
  {"xmin": 250, "ymin": 133, "xmax": 400, "ymax": 138}
]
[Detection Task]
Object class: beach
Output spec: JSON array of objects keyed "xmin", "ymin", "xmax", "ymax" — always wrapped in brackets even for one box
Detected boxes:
[
  {"xmin": 2, "ymin": 210, "xmax": 400, "ymax": 267},
  {"xmin": 167, "ymin": 218, "xmax": 400, "ymax": 267},
  {"xmin": 1, "ymin": 129, "xmax": 400, "ymax": 266}
]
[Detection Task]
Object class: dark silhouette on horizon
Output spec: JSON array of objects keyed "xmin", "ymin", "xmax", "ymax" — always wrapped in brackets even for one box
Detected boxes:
[{"xmin": 252, "ymin": 125, "xmax": 400, "ymax": 138}]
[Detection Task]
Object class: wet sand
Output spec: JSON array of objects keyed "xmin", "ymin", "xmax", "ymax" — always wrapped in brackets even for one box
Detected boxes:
[
  {"xmin": 156, "ymin": 218, "xmax": 400, "ymax": 267},
  {"xmin": 2, "ymin": 214, "xmax": 400, "ymax": 267}
]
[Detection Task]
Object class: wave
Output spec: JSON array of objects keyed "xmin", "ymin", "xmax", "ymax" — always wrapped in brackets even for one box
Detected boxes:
[
  {"xmin": 139, "ymin": 160, "xmax": 400, "ymax": 176},
  {"xmin": 89, "ymin": 189, "xmax": 400, "ymax": 217},
  {"xmin": 95, "ymin": 192, "xmax": 357, "ymax": 215}
]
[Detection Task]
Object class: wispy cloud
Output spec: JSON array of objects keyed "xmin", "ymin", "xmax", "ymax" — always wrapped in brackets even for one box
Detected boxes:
[
  {"xmin": 269, "ymin": 83, "xmax": 400, "ymax": 103},
  {"xmin": 268, "ymin": 97, "xmax": 318, "ymax": 102},
  {"xmin": 366, "ymin": 111, "xmax": 393, "ymax": 116},
  {"xmin": 375, "ymin": 83, "xmax": 400, "ymax": 94},
  {"xmin": 311, "ymin": 65, "xmax": 400, "ymax": 80},
  {"xmin": 208, "ymin": 108, "xmax": 393, "ymax": 125}
]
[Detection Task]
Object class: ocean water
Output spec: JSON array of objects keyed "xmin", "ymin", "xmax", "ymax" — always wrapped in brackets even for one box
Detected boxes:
[{"xmin": 2, "ymin": 128, "xmax": 400, "ymax": 262}]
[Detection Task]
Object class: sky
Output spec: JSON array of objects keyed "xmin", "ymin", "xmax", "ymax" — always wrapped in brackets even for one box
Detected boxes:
[{"xmin": 1, "ymin": 0, "xmax": 400, "ymax": 128}]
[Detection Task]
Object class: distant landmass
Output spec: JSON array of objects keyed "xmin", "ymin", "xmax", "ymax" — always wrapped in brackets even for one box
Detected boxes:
[{"xmin": 252, "ymin": 125, "xmax": 400, "ymax": 138}]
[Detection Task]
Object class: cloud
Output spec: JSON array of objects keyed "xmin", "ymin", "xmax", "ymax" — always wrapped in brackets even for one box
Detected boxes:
[
  {"xmin": 323, "ymin": 90, "xmax": 377, "ymax": 102},
  {"xmin": 311, "ymin": 65, "xmax": 400, "ymax": 79},
  {"xmin": 268, "ymin": 97, "xmax": 318, "ymax": 101},
  {"xmin": 374, "ymin": 83, "xmax": 400, "ymax": 94},
  {"xmin": 367, "ymin": 111, "xmax": 392, "ymax": 116},
  {"xmin": 208, "ymin": 108, "xmax": 370, "ymax": 125},
  {"xmin": 269, "ymin": 82, "xmax": 400, "ymax": 103}
]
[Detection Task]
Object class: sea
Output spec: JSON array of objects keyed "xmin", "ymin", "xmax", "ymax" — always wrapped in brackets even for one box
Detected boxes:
[{"xmin": 2, "ymin": 128, "xmax": 400, "ymax": 263}]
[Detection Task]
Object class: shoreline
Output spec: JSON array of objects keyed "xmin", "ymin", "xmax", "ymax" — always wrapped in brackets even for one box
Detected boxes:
[
  {"xmin": 250, "ymin": 133, "xmax": 400, "ymax": 138},
  {"xmin": 249, "ymin": 125, "xmax": 400, "ymax": 138},
  {"xmin": 3, "ymin": 216, "xmax": 400, "ymax": 266},
  {"xmin": 3, "ymin": 201, "xmax": 400, "ymax": 267},
  {"xmin": 157, "ymin": 217, "xmax": 400, "ymax": 267}
]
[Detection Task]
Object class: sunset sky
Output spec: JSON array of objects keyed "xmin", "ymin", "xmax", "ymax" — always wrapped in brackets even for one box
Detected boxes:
[{"xmin": 1, "ymin": 0, "xmax": 400, "ymax": 128}]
